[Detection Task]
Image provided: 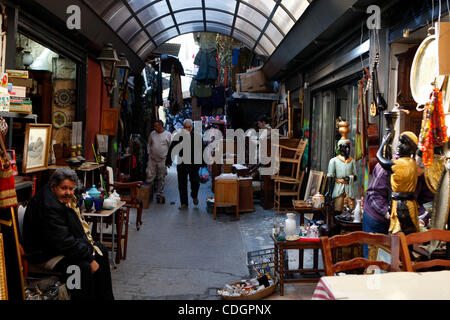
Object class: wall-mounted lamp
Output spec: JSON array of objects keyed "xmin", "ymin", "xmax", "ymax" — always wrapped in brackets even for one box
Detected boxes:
[
  {"xmin": 98, "ymin": 43, "xmax": 119, "ymax": 96},
  {"xmin": 117, "ymin": 53, "xmax": 130, "ymax": 92}
]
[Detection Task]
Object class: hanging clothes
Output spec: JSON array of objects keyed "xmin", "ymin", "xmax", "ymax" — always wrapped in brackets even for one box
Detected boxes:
[
  {"xmin": 168, "ymin": 65, "xmax": 183, "ymax": 115},
  {"xmin": 194, "ymin": 48, "xmax": 218, "ymax": 82},
  {"xmin": 216, "ymin": 34, "xmax": 233, "ymax": 87}
]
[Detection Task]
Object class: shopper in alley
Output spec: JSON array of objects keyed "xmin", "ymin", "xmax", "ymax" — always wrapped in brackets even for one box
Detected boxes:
[
  {"xmin": 166, "ymin": 119, "xmax": 206, "ymax": 210},
  {"xmin": 146, "ymin": 119, "xmax": 172, "ymax": 204}
]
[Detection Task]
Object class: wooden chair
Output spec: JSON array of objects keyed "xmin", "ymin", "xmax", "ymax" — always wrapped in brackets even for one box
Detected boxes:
[
  {"xmin": 272, "ymin": 139, "xmax": 307, "ymax": 213},
  {"xmin": 112, "ymin": 181, "xmax": 144, "ymax": 231},
  {"xmin": 397, "ymin": 229, "xmax": 450, "ymax": 272},
  {"xmin": 320, "ymin": 231, "xmax": 401, "ymax": 276}
]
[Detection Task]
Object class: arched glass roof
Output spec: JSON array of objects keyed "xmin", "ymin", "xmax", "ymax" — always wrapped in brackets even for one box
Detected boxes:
[{"xmin": 83, "ymin": 0, "xmax": 311, "ymax": 59}]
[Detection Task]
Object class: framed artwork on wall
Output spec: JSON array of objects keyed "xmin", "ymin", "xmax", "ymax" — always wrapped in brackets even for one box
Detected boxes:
[
  {"xmin": 304, "ymin": 170, "xmax": 324, "ymax": 200},
  {"xmin": 22, "ymin": 124, "xmax": 52, "ymax": 173}
]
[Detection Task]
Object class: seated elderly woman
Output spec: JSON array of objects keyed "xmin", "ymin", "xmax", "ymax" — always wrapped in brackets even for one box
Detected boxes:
[{"xmin": 23, "ymin": 168, "xmax": 114, "ymax": 300}]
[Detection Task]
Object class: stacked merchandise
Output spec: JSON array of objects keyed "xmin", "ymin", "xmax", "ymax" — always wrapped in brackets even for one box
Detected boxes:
[
  {"xmin": 6, "ymin": 70, "xmax": 33, "ymax": 113},
  {"xmin": 164, "ymin": 103, "xmax": 192, "ymax": 133}
]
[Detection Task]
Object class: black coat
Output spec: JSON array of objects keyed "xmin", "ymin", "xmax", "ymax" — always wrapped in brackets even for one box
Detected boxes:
[
  {"xmin": 23, "ymin": 183, "xmax": 94, "ymax": 264},
  {"xmin": 166, "ymin": 129, "xmax": 207, "ymax": 168}
]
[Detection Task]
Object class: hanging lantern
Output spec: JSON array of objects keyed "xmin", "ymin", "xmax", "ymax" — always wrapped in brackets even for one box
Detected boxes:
[
  {"xmin": 22, "ymin": 51, "xmax": 34, "ymax": 69},
  {"xmin": 117, "ymin": 53, "xmax": 130, "ymax": 92},
  {"xmin": 98, "ymin": 43, "xmax": 119, "ymax": 95}
]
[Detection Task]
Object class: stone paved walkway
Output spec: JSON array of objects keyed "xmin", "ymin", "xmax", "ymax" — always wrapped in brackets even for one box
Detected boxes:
[{"xmin": 111, "ymin": 166, "xmax": 321, "ymax": 300}]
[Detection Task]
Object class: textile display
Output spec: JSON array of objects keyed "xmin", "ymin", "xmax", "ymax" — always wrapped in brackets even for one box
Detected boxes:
[
  {"xmin": 198, "ymin": 32, "xmax": 217, "ymax": 50},
  {"xmin": 194, "ymin": 49, "xmax": 218, "ymax": 82},
  {"xmin": 168, "ymin": 65, "xmax": 183, "ymax": 115},
  {"xmin": 0, "ymin": 132, "xmax": 17, "ymax": 209},
  {"xmin": 216, "ymin": 34, "xmax": 233, "ymax": 87}
]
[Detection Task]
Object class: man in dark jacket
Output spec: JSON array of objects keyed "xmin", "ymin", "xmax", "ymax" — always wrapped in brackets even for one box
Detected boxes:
[
  {"xmin": 23, "ymin": 168, "xmax": 114, "ymax": 300},
  {"xmin": 166, "ymin": 119, "xmax": 206, "ymax": 209}
]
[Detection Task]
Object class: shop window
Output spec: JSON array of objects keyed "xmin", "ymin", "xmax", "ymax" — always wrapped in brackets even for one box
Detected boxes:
[{"xmin": 15, "ymin": 33, "xmax": 78, "ymax": 165}]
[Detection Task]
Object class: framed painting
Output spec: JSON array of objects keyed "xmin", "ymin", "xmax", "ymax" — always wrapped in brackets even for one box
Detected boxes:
[
  {"xmin": 0, "ymin": 233, "xmax": 7, "ymax": 300},
  {"xmin": 304, "ymin": 170, "xmax": 324, "ymax": 200},
  {"xmin": 22, "ymin": 123, "xmax": 52, "ymax": 174}
]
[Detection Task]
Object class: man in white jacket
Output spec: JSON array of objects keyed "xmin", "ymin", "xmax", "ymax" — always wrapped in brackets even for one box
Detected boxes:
[{"xmin": 146, "ymin": 120, "xmax": 172, "ymax": 203}]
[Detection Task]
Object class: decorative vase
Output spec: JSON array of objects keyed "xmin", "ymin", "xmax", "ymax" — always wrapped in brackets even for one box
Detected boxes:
[
  {"xmin": 93, "ymin": 198, "xmax": 104, "ymax": 213},
  {"xmin": 353, "ymin": 199, "xmax": 362, "ymax": 223},
  {"xmin": 84, "ymin": 197, "xmax": 93, "ymax": 212},
  {"xmin": 337, "ymin": 119, "xmax": 350, "ymax": 141},
  {"xmin": 285, "ymin": 213, "xmax": 297, "ymax": 237},
  {"xmin": 312, "ymin": 193, "xmax": 325, "ymax": 208}
]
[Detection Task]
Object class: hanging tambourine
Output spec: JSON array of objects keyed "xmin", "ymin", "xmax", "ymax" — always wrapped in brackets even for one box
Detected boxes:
[{"xmin": 410, "ymin": 27, "xmax": 448, "ymax": 108}]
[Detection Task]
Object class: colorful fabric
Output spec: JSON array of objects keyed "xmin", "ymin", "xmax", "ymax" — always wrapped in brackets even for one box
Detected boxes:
[
  {"xmin": 312, "ymin": 278, "xmax": 336, "ymax": 300},
  {"xmin": 363, "ymin": 163, "xmax": 390, "ymax": 224},
  {"xmin": 216, "ymin": 34, "xmax": 233, "ymax": 87},
  {"xmin": 0, "ymin": 136, "xmax": 17, "ymax": 209}
]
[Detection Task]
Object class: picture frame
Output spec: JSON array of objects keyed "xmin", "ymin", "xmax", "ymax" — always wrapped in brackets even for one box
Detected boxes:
[
  {"xmin": 304, "ymin": 170, "xmax": 324, "ymax": 200},
  {"xmin": 22, "ymin": 123, "xmax": 52, "ymax": 174},
  {"xmin": 0, "ymin": 233, "xmax": 7, "ymax": 300}
]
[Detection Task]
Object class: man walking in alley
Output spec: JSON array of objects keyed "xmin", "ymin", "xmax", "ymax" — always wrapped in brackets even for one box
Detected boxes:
[
  {"xmin": 146, "ymin": 120, "xmax": 172, "ymax": 204},
  {"xmin": 166, "ymin": 119, "xmax": 205, "ymax": 210}
]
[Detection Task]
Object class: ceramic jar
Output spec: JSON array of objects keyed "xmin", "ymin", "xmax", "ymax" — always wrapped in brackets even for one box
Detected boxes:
[
  {"xmin": 312, "ymin": 193, "xmax": 325, "ymax": 208},
  {"xmin": 103, "ymin": 198, "xmax": 115, "ymax": 210},
  {"xmin": 87, "ymin": 185, "xmax": 101, "ymax": 199}
]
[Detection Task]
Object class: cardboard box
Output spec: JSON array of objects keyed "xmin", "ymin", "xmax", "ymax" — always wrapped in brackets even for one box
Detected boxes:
[
  {"xmin": 11, "ymin": 86, "xmax": 26, "ymax": 98},
  {"xmin": 6, "ymin": 69, "xmax": 29, "ymax": 79},
  {"xmin": 9, "ymin": 77, "xmax": 33, "ymax": 88},
  {"xmin": 9, "ymin": 103, "xmax": 32, "ymax": 113},
  {"xmin": 236, "ymin": 66, "xmax": 271, "ymax": 93}
]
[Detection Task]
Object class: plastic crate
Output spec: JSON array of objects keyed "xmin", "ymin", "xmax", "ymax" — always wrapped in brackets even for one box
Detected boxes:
[{"xmin": 247, "ymin": 248, "xmax": 287, "ymax": 278}]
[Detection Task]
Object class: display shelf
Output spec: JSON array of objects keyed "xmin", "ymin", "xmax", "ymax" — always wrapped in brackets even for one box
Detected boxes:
[
  {"xmin": 232, "ymin": 91, "xmax": 279, "ymax": 100},
  {"xmin": 0, "ymin": 112, "xmax": 37, "ymax": 120}
]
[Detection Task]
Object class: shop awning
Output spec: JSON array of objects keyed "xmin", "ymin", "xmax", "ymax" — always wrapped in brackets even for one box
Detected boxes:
[{"xmin": 83, "ymin": 0, "xmax": 311, "ymax": 59}]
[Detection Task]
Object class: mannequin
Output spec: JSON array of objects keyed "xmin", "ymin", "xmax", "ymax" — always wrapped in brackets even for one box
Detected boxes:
[
  {"xmin": 377, "ymin": 131, "xmax": 420, "ymax": 235},
  {"xmin": 325, "ymin": 139, "xmax": 357, "ymax": 215}
]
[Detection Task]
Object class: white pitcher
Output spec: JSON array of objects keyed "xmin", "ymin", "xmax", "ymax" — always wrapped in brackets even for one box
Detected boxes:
[{"xmin": 285, "ymin": 213, "xmax": 297, "ymax": 236}]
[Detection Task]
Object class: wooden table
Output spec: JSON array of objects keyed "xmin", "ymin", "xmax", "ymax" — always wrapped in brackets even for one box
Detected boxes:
[
  {"xmin": 271, "ymin": 234, "xmax": 324, "ymax": 296},
  {"xmin": 82, "ymin": 200, "xmax": 126, "ymax": 268},
  {"xmin": 312, "ymin": 270, "xmax": 450, "ymax": 300}
]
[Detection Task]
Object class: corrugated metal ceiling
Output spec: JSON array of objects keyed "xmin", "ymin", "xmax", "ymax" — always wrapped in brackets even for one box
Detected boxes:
[{"xmin": 83, "ymin": 0, "xmax": 311, "ymax": 59}]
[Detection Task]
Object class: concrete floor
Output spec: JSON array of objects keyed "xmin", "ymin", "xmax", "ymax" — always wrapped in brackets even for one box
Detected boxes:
[{"xmin": 111, "ymin": 167, "xmax": 320, "ymax": 300}]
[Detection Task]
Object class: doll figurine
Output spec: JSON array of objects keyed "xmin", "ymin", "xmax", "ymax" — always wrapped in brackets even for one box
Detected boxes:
[{"xmin": 325, "ymin": 139, "xmax": 358, "ymax": 214}]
